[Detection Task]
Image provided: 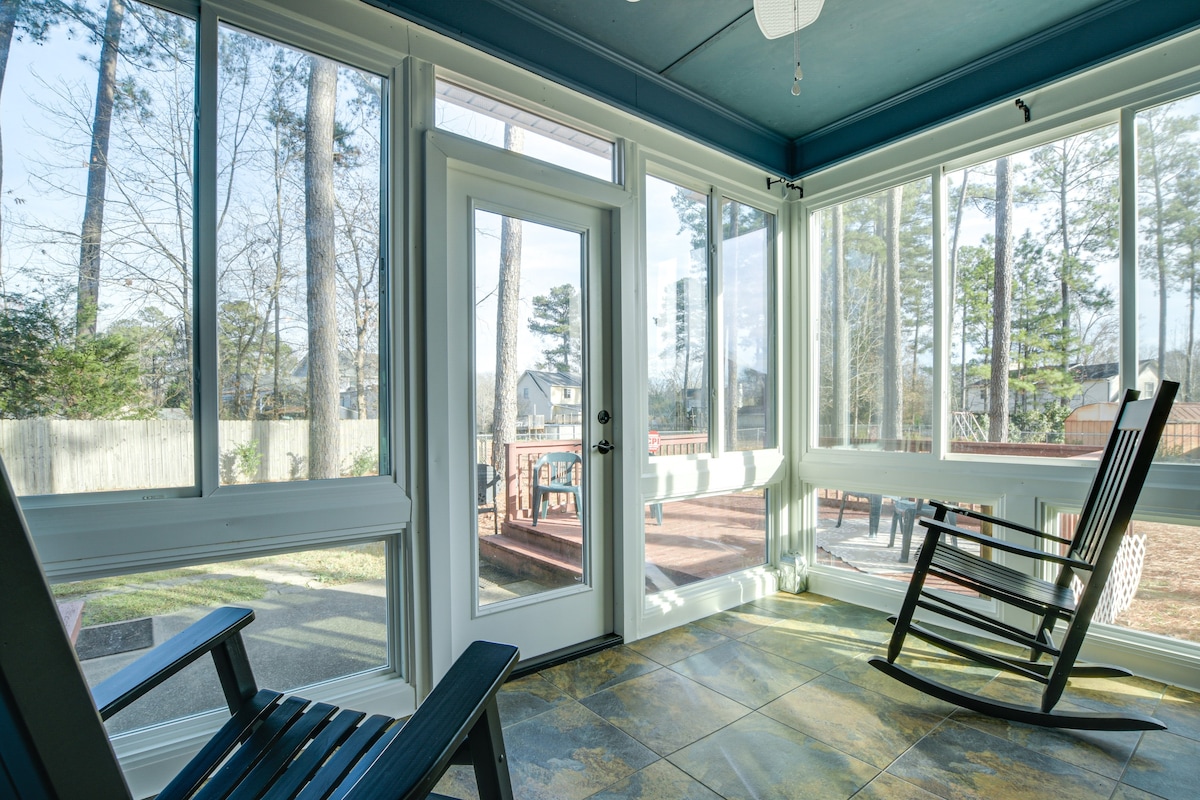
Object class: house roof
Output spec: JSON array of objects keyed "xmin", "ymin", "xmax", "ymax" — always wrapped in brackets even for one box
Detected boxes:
[
  {"xmin": 522, "ymin": 370, "xmax": 583, "ymax": 393},
  {"xmin": 1070, "ymin": 360, "xmax": 1157, "ymax": 382}
]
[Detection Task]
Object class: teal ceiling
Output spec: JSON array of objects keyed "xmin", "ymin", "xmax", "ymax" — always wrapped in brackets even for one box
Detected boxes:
[{"xmin": 370, "ymin": 0, "xmax": 1200, "ymax": 176}]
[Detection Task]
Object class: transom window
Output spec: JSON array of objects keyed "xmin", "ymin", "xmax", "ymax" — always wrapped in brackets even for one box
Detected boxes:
[{"xmin": 434, "ymin": 79, "xmax": 615, "ymax": 182}]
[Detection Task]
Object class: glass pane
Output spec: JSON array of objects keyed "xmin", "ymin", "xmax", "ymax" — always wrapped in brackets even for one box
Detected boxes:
[
  {"xmin": 473, "ymin": 209, "xmax": 586, "ymax": 607},
  {"xmin": 1136, "ymin": 92, "xmax": 1200, "ymax": 464},
  {"xmin": 0, "ymin": 1, "xmax": 196, "ymax": 494},
  {"xmin": 435, "ymin": 80, "xmax": 614, "ymax": 181},
  {"xmin": 59, "ymin": 542, "xmax": 388, "ymax": 735},
  {"xmin": 216, "ymin": 26, "xmax": 385, "ymax": 484},
  {"xmin": 1054, "ymin": 513, "xmax": 1198, "ymax": 646},
  {"xmin": 644, "ymin": 490, "xmax": 767, "ymax": 594},
  {"xmin": 816, "ymin": 177, "xmax": 933, "ymax": 452},
  {"xmin": 815, "ymin": 486, "xmax": 991, "ymax": 592},
  {"xmin": 646, "ymin": 175, "xmax": 709, "ymax": 455},
  {"xmin": 947, "ymin": 126, "xmax": 1120, "ymax": 457},
  {"xmin": 722, "ymin": 199, "xmax": 773, "ymax": 451}
]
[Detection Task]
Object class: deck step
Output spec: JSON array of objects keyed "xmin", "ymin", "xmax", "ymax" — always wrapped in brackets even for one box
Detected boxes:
[
  {"xmin": 498, "ymin": 523, "xmax": 582, "ymax": 561},
  {"xmin": 479, "ymin": 532, "xmax": 583, "ymax": 587}
]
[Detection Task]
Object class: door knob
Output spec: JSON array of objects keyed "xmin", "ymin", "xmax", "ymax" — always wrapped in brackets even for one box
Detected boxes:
[{"xmin": 593, "ymin": 439, "xmax": 614, "ymax": 455}]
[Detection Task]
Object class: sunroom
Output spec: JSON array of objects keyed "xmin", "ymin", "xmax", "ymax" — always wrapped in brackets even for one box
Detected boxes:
[{"xmin": 1, "ymin": 0, "xmax": 1199, "ymax": 797}]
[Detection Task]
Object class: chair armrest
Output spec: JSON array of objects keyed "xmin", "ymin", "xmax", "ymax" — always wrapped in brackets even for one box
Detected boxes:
[
  {"xmin": 927, "ymin": 500, "xmax": 1072, "ymax": 546},
  {"xmin": 339, "ymin": 640, "xmax": 519, "ymax": 800},
  {"xmin": 92, "ymin": 606, "xmax": 256, "ymax": 720},
  {"xmin": 920, "ymin": 518, "xmax": 1092, "ymax": 570}
]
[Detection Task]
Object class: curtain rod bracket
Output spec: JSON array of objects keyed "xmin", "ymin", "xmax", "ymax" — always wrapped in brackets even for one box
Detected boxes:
[
  {"xmin": 767, "ymin": 177, "xmax": 803, "ymax": 197},
  {"xmin": 1015, "ymin": 98, "xmax": 1031, "ymax": 123}
]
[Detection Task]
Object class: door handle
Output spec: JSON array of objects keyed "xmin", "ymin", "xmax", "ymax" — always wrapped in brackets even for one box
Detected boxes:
[{"xmin": 593, "ymin": 439, "xmax": 614, "ymax": 455}]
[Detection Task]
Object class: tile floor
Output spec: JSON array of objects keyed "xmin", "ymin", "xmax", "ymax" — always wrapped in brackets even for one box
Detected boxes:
[{"xmin": 435, "ymin": 591, "xmax": 1200, "ymax": 800}]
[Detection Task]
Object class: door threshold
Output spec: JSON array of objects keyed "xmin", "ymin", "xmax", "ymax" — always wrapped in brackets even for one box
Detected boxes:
[{"xmin": 509, "ymin": 633, "xmax": 623, "ymax": 680}]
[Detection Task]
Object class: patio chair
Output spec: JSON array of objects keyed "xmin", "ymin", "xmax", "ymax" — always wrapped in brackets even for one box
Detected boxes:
[
  {"xmin": 478, "ymin": 462, "xmax": 500, "ymax": 535},
  {"xmin": 888, "ymin": 498, "xmax": 955, "ymax": 563},
  {"xmin": 870, "ymin": 382, "xmax": 1177, "ymax": 731},
  {"xmin": 531, "ymin": 451, "xmax": 582, "ymax": 526},
  {"xmin": 836, "ymin": 491, "xmax": 883, "ymax": 537},
  {"xmin": 0, "ymin": 454, "xmax": 518, "ymax": 799}
]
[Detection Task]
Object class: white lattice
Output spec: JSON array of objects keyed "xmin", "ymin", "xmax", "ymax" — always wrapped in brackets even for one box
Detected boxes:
[{"xmin": 1072, "ymin": 532, "xmax": 1147, "ymax": 624}]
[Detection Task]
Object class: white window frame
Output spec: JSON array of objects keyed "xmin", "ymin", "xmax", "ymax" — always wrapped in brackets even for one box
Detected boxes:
[
  {"xmin": 16, "ymin": 1, "xmax": 415, "ymax": 792},
  {"xmin": 797, "ymin": 27, "xmax": 1200, "ymax": 689},
  {"xmin": 637, "ymin": 157, "xmax": 788, "ymax": 634}
]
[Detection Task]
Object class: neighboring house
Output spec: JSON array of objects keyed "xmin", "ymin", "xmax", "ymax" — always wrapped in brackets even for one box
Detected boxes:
[
  {"xmin": 517, "ymin": 370, "xmax": 583, "ymax": 427},
  {"xmin": 292, "ymin": 353, "xmax": 381, "ymax": 419},
  {"xmin": 964, "ymin": 360, "xmax": 1159, "ymax": 414}
]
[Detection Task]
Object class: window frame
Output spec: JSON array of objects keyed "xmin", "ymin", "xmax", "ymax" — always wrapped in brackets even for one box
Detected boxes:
[
  {"xmin": 798, "ymin": 29, "xmax": 1200, "ymax": 684},
  {"xmin": 23, "ymin": 0, "xmax": 410, "ymax": 605}
]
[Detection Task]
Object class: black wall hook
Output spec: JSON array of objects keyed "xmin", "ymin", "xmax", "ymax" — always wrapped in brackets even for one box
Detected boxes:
[{"xmin": 1015, "ymin": 98, "xmax": 1031, "ymax": 123}]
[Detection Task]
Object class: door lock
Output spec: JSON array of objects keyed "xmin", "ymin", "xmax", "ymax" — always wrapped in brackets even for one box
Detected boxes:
[
  {"xmin": 593, "ymin": 439, "xmax": 614, "ymax": 455},
  {"xmin": 597, "ymin": 410, "xmax": 611, "ymax": 424}
]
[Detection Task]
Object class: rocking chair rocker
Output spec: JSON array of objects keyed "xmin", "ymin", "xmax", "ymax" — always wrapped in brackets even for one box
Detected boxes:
[
  {"xmin": 869, "ymin": 382, "xmax": 1178, "ymax": 731},
  {"xmin": 0, "ymin": 452, "xmax": 518, "ymax": 799}
]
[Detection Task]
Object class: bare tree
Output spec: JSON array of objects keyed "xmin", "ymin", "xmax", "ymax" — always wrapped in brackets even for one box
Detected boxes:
[
  {"xmin": 989, "ymin": 156, "xmax": 1014, "ymax": 441},
  {"xmin": 490, "ymin": 124, "xmax": 524, "ymax": 479},
  {"xmin": 305, "ymin": 55, "xmax": 339, "ymax": 478},
  {"xmin": 882, "ymin": 186, "xmax": 902, "ymax": 446},
  {"xmin": 831, "ymin": 204, "xmax": 849, "ymax": 444},
  {"xmin": 76, "ymin": 0, "xmax": 125, "ymax": 338}
]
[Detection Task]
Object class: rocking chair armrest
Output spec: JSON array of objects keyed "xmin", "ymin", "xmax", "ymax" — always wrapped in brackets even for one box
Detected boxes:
[
  {"xmin": 927, "ymin": 500, "xmax": 1072, "ymax": 545},
  {"xmin": 93, "ymin": 606, "xmax": 256, "ymax": 720},
  {"xmin": 339, "ymin": 640, "xmax": 519, "ymax": 799},
  {"xmin": 919, "ymin": 518, "xmax": 1094, "ymax": 570}
]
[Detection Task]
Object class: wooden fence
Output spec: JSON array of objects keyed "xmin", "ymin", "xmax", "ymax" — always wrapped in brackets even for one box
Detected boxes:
[{"xmin": 0, "ymin": 419, "xmax": 379, "ymax": 495}]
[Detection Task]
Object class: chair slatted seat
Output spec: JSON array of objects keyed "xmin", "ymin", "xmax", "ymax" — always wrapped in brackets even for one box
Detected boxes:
[
  {"xmin": 0, "ymin": 452, "xmax": 519, "ymax": 800},
  {"xmin": 870, "ymin": 382, "xmax": 1178, "ymax": 731}
]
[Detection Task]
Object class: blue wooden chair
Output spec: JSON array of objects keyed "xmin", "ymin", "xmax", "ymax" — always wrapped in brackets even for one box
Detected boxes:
[{"xmin": 0, "ymin": 453, "xmax": 518, "ymax": 799}]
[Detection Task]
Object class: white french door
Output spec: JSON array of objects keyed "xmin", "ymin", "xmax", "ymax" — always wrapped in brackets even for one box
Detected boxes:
[{"xmin": 426, "ymin": 141, "xmax": 616, "ymax": 670}]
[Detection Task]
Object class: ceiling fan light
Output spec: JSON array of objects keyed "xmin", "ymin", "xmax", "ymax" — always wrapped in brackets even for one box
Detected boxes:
[{"xmin": 755, "ymin": 0, "xmax": 825, "ymax": 39}]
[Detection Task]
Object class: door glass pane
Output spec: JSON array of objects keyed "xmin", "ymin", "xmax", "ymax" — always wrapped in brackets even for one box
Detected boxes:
[
  {"xmin": 473, "ymin": 209, "xmax": 585, "ymax": 607},
  {"xmin": 646, "ymin": 176, "xmax": 710, "ymax": 456},
  {"xmin": 1136, "ymin": 92, "xmax": 1200, "ymax": 464},
  {"xmin": 816, "ymin": 177, "xmax": 933, "ymax": 452},
  {"xmin": 216, "ymin": 26, "xmax": 386, "ymax": 484},
  {"xmin": 721, "ymin": 199, "xmax": 774, "ymax": 451},
  {"xmin": 947, "ymin": 126, "xmax": 1120, "ymax": 458},
  {"xmin": 0, "ymin": 0, "xmax": 196, "ymax": 494},
  {"xmin": 60, "ymin": 541, "xmax": 389, "ymax": 735},
  {"xmin": 644, "ymin": 489, "xmax": 768, "ymax": 594}
]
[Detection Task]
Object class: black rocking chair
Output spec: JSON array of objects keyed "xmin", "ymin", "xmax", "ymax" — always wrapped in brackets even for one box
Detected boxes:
[
  {"xmin": 869, "ymin": 382, "xmax": 1178, "ymax": 731},
  {"xmin": 0, "ymin": 453, "xmax": 518, "ymax": 799}
]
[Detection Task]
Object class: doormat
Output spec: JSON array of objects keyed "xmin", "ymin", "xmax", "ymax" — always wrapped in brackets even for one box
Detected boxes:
[{"xmin": 75, "ymin": 617, "xmax": 154, "ymax": 661}]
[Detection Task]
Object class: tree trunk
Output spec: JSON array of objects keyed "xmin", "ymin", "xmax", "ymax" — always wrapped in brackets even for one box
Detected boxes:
[
  {"xmin": 491, "ymin": 124, "xmax": 524, "ymax": 479},
  {"xmin": 990, "ymin": 156, "xmax": 1014, "ymax": 442},
  {"xmin": 76, "ymin": 0, "xmax": 126, "ymax": 338},
  {"xmin": 831, "ymin": 204, "xmax": 849, "ymax": 444},
  {"xmin": 305, "ymin": 56, "xmax": 339, "ymax": 479},
  {"xmin": 1057, "ymin": 146, "xmax": 1072, "ymax": 373},
  {"xmin": 0, "ymin": 0, "xmax": 17, "ymax": 282},
  {"xmin": 1187, "ymin": 245, "xmax": 1196, "ymax": 401},
  {"xmin": 882, "ymin": 186, "xmax": 903, "ymax": 447},
  {"xmin": 950, "ymin": 169, "xmax": 969, "ymax": 409},
  {"xmin": 1147, "ymin": 124, "xmax": 1169, "ymax": 376}
]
